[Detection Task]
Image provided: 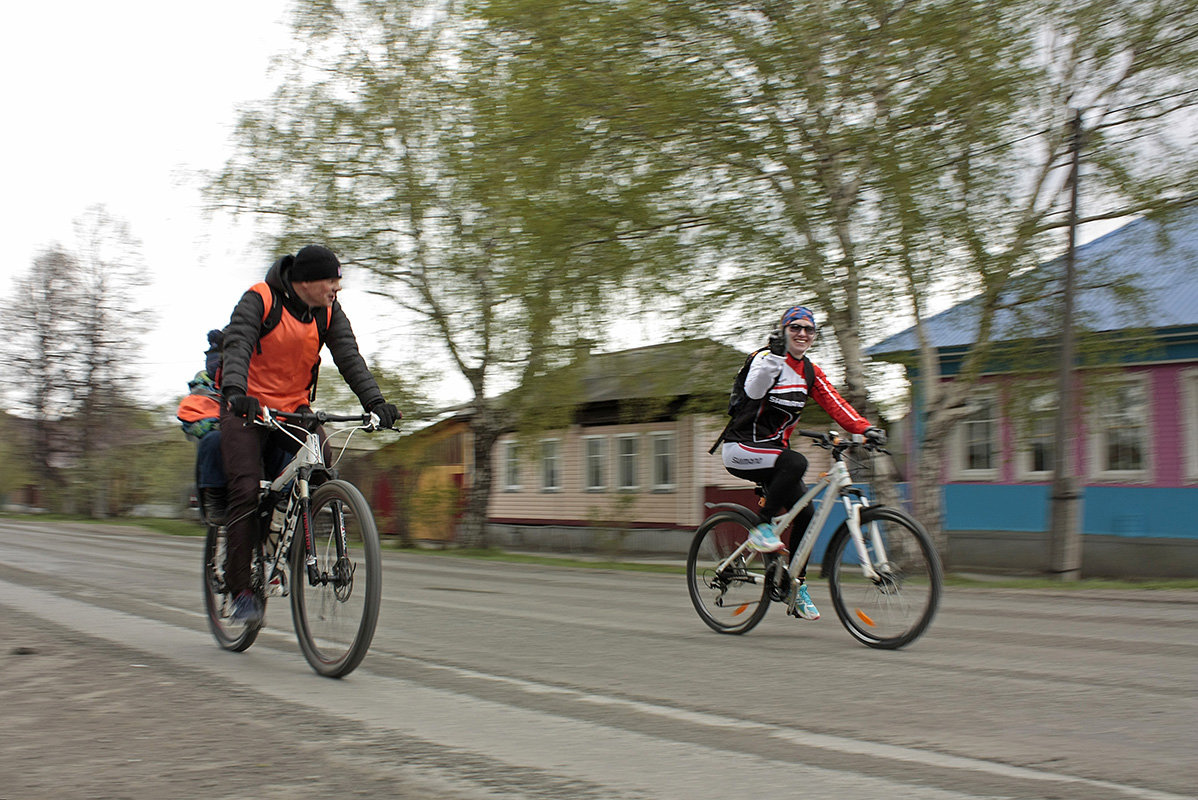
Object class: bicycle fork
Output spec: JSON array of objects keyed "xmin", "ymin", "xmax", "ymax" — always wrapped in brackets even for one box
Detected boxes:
[
  {"xmin": 842, "ymin": 496, "xmax": 886, "ymax": 582},
  {"xmin": 295, "ymin": 469, "xmax": 354, "ymax": 592}
]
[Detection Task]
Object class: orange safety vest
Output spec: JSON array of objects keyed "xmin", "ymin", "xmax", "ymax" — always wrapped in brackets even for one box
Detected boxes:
[{"xmin": 244, "ymin": 283, "xmax": 331, "ymax": 413}]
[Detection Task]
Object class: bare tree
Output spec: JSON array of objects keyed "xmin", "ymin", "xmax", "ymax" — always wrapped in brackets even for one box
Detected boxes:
[
  {"xmin": 2, "ymin": 206, "xmax": 154, "ymax": 514},
  {"xmin": 5, "ymin": 248, "xmax": 82, "ymax": 496},
  {"xmin": 67, "ymin": 207, "xmax": 155, "ymax": 513}
]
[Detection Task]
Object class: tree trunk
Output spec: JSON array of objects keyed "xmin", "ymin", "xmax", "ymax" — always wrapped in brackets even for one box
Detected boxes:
[
  {"xmin": 913, "ymin": 441, "xmax": 948, "ymax": 559},
  {"xmin": 457, "ymin": 401, "xmax": 502, "ymax": 549}
]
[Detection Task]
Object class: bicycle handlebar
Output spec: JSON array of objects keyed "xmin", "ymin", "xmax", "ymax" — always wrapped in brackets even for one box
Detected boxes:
[
  {"xmin": 798, "ymin": 429, "xmax": 889, "ymax": 455},
  {"xmin": 254, "ymin": 406, "xmax": 397, "ymax": 432}
]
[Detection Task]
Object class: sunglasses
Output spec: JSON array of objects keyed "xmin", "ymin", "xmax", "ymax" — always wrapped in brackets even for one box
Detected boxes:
[{"xmin": 787, "ymin": 323, "xmax": 816, "ymax": 335}]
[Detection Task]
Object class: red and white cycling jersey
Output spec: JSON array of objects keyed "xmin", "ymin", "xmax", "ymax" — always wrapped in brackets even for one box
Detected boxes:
[{"xmin": 722, "ymin": 351, "xmax": 869, "ymax": 453}]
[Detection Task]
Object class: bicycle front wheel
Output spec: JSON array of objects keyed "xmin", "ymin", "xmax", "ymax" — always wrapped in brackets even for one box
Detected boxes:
[
  {"xmin": 290, "ymin": 480, "xmax": 382, "ymax": 678},
  {"xmin": 687, "ymin": 510, "xmax": 774, "ymax": 634},
  {"xmin": 202, "ymin": 523, "xmax": 260, "ymax": 651},
  {"xmin": 825, "ymin": 506, "xmax": 942, "ymax": 649}
]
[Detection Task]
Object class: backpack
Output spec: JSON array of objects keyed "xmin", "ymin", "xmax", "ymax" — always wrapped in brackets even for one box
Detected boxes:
[
  {"xmin": 709, "ymin": 350, "xmax": 814, "ymax": 454},
  {"xmin": 176, "ymin": 371, "xmax": 222, "ymax": 439}
]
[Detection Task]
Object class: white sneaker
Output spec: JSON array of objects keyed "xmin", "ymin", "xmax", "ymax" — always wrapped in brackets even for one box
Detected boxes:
[
  {"xmin": 793, "ymin": 582, "xmax": 820, "ymax": 620},
  {"xmin": 747, "ymin": 521, "xmax": 784, "ymax": 552}
]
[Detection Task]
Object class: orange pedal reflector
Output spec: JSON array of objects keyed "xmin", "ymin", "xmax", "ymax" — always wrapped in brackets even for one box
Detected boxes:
[
  {"xmin": 855, "ymin": 609, "xmax": 876, "ymax": 627},
  {"xmin": 733, "ymin": 604, "xmax": 750, "ymax": 616}
]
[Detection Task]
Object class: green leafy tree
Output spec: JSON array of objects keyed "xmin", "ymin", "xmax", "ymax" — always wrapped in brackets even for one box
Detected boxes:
[
  {"xmin": 478, "ymin": 0, "xmax": 1198, "ymax": 551},
  {"xmin": 207, "ymin": 0, "xmax": 685, "ymax": 546}
]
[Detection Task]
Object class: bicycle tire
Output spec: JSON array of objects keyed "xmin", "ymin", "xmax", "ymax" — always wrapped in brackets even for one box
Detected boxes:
[
  {"xmin": 687, "ymin": 510, "xmax": 775, "ymax": 634},
  {"xmin": 202, "ymin": 523, "xmax": 261, "ymax": 651},
  {"xmin": 290, "ymin": 479, "xmax": 382, "ymax": 678},
  {"xmin": 824, "ymin": 505, "xmax": 942, "ymax": 649}
]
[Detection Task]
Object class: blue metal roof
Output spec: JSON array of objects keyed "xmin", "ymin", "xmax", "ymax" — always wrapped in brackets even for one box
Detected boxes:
[{"xmin": 869, "ymin": 201, "xmax": 1198, "ymax": 357}]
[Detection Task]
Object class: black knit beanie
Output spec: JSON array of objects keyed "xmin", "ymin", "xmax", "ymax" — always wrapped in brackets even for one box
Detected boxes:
[{"xmin": 290, "ymin": 245, "xmax": 342, "ymax": 282}]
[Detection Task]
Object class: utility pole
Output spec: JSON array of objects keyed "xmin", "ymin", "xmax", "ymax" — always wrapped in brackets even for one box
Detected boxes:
[{"xmin": 1048, "ymin": 109, "xmax": 1084, "ymax": 581}]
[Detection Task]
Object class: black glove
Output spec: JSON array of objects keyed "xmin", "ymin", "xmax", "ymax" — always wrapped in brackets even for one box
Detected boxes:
[
  {"xmin": 767, "ymin": 329, "xmax": 786, "ymax": 356},
  {"xmin": 226, "ymin": 390, "xmax": 261, "ymax": 420},
  {"xmin": 368, "ymin": 401, "xmax": 401, "ymax": 429},
  {"xmin": 863, "ymin": 426, "xmax": 887, "ymax": 446}
]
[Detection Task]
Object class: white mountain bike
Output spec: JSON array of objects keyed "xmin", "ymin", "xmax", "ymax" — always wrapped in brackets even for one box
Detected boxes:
[
  {"xmin": 687, "ymin": 430, "xmax": 942, "ymax": 649},
  {"xmin": 203, "ymin": 407, "xmax": 391, "ymax": 677}
]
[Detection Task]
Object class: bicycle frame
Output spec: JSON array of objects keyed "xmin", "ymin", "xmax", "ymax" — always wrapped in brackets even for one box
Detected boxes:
[
  {"xmin": 711, "ymin": 435, "xmax": 889, "ymax": 593},
  {"xmin": 257, "ymin": 409, "xmax": 351, "ymax": 593}
]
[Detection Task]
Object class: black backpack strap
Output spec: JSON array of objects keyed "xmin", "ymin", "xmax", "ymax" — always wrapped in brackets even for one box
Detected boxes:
[
  {"xmin": 260, "ymin": 287, "xmax": 284, "ymax": 337},
  {"xmin": 307, "ymin": 307, "xmax": 332, "ymax": 403},
  {"xmin": 802, "ymin": 356, "xmax": 814, "ymax": 393},
  {"xmin": 314, "ymin": 306, "xmax": 330, "ymax": 347},
  {"xmin": 709, "ymin": 418, "xmax": 734, "ymax": 455},
  {"xmin": 251, "ymin": 287, "xmax": 285, "ymax": 356}
]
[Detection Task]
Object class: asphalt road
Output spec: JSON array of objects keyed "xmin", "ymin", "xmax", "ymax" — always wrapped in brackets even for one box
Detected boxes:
[{"xmin": 0, "ymin": 519, "xmax": 1194, "ymax": 800}]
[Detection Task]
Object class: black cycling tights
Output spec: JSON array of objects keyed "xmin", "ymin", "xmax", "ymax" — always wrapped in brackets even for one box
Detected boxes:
[{"xmin": 728, "ymin": 447, "xmax": 814, "ymax": 554}]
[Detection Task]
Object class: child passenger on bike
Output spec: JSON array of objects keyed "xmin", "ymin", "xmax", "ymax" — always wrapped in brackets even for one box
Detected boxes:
[
  {"xmin": 176, "ymin": 330, "xmax": 228, "ymax": 524},
  {"xmin": 719, "ymin": 305, "xmax": 886, "ymax": 620}
]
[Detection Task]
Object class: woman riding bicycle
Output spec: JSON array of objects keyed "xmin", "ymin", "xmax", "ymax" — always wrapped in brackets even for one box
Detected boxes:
[{"xmin": 719, "ymin": 305, "xmax": 886, "ymax": 619}]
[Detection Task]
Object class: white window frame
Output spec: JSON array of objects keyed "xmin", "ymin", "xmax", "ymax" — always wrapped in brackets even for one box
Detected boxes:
[
  {"xmin": 540, "ymin": 438, "xmax": 561, "ymax": 492},
  {"xmin": 650, "ymin": 431, "xmax": 676, "ymax": 492},
  {"xmin": 1184, "ymin": 367, "xmax": 1198, "ymax": 483},
  {"xmin": 1088, "ymin": 374, "xmax": 1151, "ymax": 482},
  {"xmin": 502, "ymin": 440, "xmax": 522, "ymax": 491},
  {"xmin": 1014, "ymin": 383, "xmax": 1057, "ymax": 481},
  {"xmin": 583, "ymin": 435, "xmax": 607, "ymax": 491},
  {"xmin": 615, "ymin": 434, "xmax": 639, "ymax": 491},
  {"xmin": 952, "ymin": 389, "xmax": 1000, "ymax": 481}
]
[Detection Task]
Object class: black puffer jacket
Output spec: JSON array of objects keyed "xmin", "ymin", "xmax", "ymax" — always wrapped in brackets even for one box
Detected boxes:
[{"xmin": 220, "ymin": 255, "xmax": 384, "ymax": 410}]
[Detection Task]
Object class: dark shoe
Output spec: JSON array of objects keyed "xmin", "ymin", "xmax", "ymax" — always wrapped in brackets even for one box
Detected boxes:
[
  {"xmin": 201, "ymin": 487, "xmax": 227, "ymax": 526},
  {"xmin": 230, "ymin": 591, "xmax": 263, "ymax": 626}
]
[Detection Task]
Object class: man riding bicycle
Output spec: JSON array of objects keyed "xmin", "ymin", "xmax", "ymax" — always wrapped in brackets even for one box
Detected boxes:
[
  {"xmin": 719, "ymin": 305, "xmax": 885, "ymax": 620},
  {"xmin": 220, "ymin": 244, "xmax": 400, "ymax": 625}
]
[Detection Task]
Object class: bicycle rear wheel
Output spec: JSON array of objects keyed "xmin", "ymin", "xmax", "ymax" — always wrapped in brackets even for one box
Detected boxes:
[
  {"xmin": 202, "ymin": 523, "xmax": 260, "ymax": 651},
  {"xmin": 290, "ymin": 480, "xmax": 382, "ymax": 678},
  {"xmin": 825, "ymin": 506, "xmax": 942, "ymax": 649},
  {"xmin": 687, "ymin": 510, "xmax": 774, "ymax": 634}
]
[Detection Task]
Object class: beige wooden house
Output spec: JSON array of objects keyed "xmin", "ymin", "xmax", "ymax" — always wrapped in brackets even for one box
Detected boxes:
[{"xmin": 484, "ymin": 339, "xmax": 836, "ymax": 555}]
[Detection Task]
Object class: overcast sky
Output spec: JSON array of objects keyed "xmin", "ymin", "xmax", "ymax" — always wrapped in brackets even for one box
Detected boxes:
[
  {"xmin": 2, "ymin": 2, "xmax": 1152, "ymax": 412},
  {"xmin": 0, "ymin": 1, "xmax": 413, "ymax": 406}
]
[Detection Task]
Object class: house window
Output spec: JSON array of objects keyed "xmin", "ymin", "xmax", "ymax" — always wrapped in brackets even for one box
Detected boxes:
[
  {"xmin": 1017, "ymin": 387, "xmax": 1056, "ymax": 480},
  {"xmin": 650, "ymin": 432, "xmax": 676, "ymax": 491},
  {"xmin": 583, "ymin": 436, "xmax": 607, "ymax": 491},
  {"xmin": 502, "ymin": 440, "xmax": 521, "ymax": 491},
  {"xmin": 1184, "ymin": 368, "xmax": 1198, "ymax": 482},
  {"xmin": 541, "ymin": 439, "xmax": 561, "ymax": 491},
  {"xmin": 616, "ymin": 435, "xmax": 639, "ymax": 490},
  {"xmin": 1091, "ymin": 377, "xmax": 1149, "ymax": 480},
  {"xmin": 954, "ymin": 391, "xmax": 999, "ymax": 479}
]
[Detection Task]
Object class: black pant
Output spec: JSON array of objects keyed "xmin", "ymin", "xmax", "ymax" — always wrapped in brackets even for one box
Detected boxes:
[
  {"xmin": 219, "ymin": 404, "xmax": 327, "ymax": 595},
  {"xmin": 727, "ymin": 448, "xmax": 814, "ymax": 571}
]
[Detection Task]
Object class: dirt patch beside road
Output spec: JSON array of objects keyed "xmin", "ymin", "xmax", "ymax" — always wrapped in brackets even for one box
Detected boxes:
[{"xmin": 0, "ymin": 609, "xmax": 460, "ymax": 800}]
